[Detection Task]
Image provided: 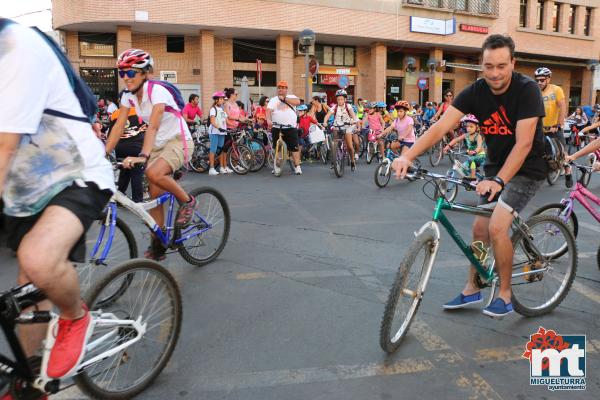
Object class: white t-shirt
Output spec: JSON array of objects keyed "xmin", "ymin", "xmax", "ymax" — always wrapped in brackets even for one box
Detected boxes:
[
  {"xmin": 208, "ymin": 106, "xmax": 227, "ymax": 136},
  {"xmin": 0, "ymin": 23, "xmax": 114, "ymax": 217},
  {"xmin": 267, "ymin": 95, "xmax": 299, "ymax": 127},
  {"xmin": 120, "ymin": 82, "xmax": 191, "ymax": 147},
  {"xmin": 107, "ymin": 102, "xmax": 118, "ymax": 114}
]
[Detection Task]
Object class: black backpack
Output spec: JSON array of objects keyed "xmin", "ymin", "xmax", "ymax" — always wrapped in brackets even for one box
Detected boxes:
[{"xmin": 0, "ymin": 19, "xmax": 97, "ymax": 124}]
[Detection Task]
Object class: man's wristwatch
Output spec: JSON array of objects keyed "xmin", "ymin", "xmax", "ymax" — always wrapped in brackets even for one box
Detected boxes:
[
  {"xmin": 490, "ymin": 176, "xmax": 505, "ymax": 189},
  {"xmin": 138, "ymin": 152, "xmax": 150, "ymax": 160}
]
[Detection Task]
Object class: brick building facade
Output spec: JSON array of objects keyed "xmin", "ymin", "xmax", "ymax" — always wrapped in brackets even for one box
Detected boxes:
[{"xmin": 53, "ymin": 0, "xmax": 600, "ymax": 111}]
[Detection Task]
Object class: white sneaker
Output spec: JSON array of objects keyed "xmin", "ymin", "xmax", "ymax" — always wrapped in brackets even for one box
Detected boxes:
[
  {"xmin": 295, "ymin": 166, "xmax": 303, "ymax": 175},
  {"xmin": 354, "ymin": 154, "xmax": 359, "ymax": 161},
  {"xmin": 273, "ymin": 166, "xmax": 281, "ymax": 175},
  {"xmin": 208, "ymin": 168, "xmax": 219, "ymax": 176},
  {"xmin": 225, "ymin": 167, "xmax": 234, "ymax": 174}
]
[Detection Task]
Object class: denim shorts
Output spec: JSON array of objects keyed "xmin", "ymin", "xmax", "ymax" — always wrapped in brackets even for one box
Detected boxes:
[
  {"xmin": 209, "ymin": 134, "xmax": 226, "ymax": 154},
  {"xmin": 478, "ymin": 175, "xmax": 543, "ymax": 215}
]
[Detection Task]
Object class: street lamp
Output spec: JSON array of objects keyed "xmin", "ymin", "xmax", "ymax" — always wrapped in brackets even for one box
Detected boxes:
[{"xmin": 299, "ymin": 29, "xmax": 316, "ymax": 103}]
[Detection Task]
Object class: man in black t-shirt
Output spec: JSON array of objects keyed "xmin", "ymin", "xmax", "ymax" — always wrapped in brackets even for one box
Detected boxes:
[{"xmin": 393, "ymin": 35, "xmax": 548, "ymax": 318}]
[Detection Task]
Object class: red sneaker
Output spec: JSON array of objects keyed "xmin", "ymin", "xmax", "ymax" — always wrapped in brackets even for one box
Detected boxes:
[{"xmin": 47, "ymin": 304, "xmax": 92, "ymax": 379}]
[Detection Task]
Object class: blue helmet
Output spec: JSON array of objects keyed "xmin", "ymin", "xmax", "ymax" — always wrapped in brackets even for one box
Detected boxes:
[
  {"xmin": 376, "ymin": 102, "xmax": 386, "ymax": 108},
  {"xmin": 297, "ymin": 104, "xmax": 308, "ymax": 111}
]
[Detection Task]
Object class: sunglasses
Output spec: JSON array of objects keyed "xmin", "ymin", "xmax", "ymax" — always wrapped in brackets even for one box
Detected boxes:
[
  {"xmin": 535, "ymin": 78, "xmax": 547, "ymax": 82},
  {"xmin": 277, "ymin": 86, "xmax": 288, "ymax": 89},
  {"xmin": 118, "ymin": 69, "xmax": 140, "ymax": 79}
]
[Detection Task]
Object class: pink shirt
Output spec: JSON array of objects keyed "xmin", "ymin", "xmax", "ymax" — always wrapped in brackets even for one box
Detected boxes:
[
  {"xmin": 224, "ymin": 101, "xmax": 241, "ymax": 129},
  {"xmin": 182, "ymin": 103, "xmax": 203, "ymax": 121},
  {"xmin": 394, "ymin": 116, "xmax": 415, "ymax": 142},
  {"xmin": 366, "ymin": 113, "xmax": 383, "ymax": 132}
]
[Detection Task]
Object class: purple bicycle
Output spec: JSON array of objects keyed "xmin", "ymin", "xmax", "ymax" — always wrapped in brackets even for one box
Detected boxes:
[{"xmin": 531, "ymin": 163, "xmax": 599, "ymax": 268}]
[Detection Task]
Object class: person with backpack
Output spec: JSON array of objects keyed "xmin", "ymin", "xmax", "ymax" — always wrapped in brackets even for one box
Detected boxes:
[
  {"xmin": 323, "ymin": 89, "xmax": 360, "ymax": 171},
  {"xmin": 105, "ymin": 48, "xmax": 195, "ymax": 261},
  {"xmin": 0, "ymin": 18, "xmax": 114, "ymax": 381},
  {"xmin": 207, "ymin": 91, "xmax": 229, "ymax": 176}
]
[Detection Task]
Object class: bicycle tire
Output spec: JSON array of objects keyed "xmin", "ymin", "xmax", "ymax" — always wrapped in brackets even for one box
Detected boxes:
[
  {"xmin": 332, "ymin": 140, "xmax": 344, "ymax": 178},
  {"xmin": 597, "ymin": 242, "xmax": 600, "ymax": 270},
  {"xmin": 228, "ymin": 146, "xmax": 250, "ymax": 175},
  {"xmin": 380, "ymin": 227, "xmax": 436, "ymax": 354},
  {"xmin": 529, "ymin": 203, "xmax": 578, "ymax": 260},
  {"xmin": 74, "ymin": 259, "xmax": 182, "ymax": 400},
  {"xmin": 176, "ymin": 187, "xmax": 231, "ymax": 266},
  {"xmin": 77, "ymin": 214, "xmax": 138, "ymax": 307},
  {"xmin": 358, "ymin": 135, "xmax": 365, "ymax": 158},
  {"xmin": 366, "ymin": 142, "xmax": 375, "ymax": 164},
  {"xmin": 274, "ymin": 138, "xmax": 287, "ymax": 177},
  {"xmin": 511, "ymin": 214, "xmax": 577, "ymax": 317},
  {"xmin": 319, "ymin": 142, "xmax": 328, "ymax": 164},
  {"xmin": 374, "ymin": 162, "xmax": 391, "ymax": 188},
  {"xmin": 579, "ymin": 167, "xmax": 592, "ymax": 188},
  {"xmin": 441, "ymin": 170, "xmax": 458, "ymax": 203},
  {"xmin": 429, "ymin": 141, "xmax": 443, "ymax": 167},
  {"xmin": 189, "ymin": 142, "xmax": 210, "ymax": 173},
  {"xmin": 247, "ymin": 139, "xmax": 266, "ymax": 172},
  {"xmin": 546, "ymin": 168, "xmax": 560, "ymax": 185}
]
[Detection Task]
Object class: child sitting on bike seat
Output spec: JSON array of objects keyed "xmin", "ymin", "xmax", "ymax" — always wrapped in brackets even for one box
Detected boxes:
[
  {"xmin": 381, "ymin": 100, "xmax": 415, "ymax": 157},
  {"xmin": 444, "ymin": 114, "xmax": 486, "ymax": 179}
]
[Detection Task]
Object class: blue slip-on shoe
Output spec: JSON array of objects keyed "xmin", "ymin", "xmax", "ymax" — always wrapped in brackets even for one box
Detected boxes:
[
  {"xmin": 482, "ymin": 298, "xmax": 514, "ymax": 319},
  {"xmin": 442, "ymin": 292, "xmax": 482, "ymax": 310}
]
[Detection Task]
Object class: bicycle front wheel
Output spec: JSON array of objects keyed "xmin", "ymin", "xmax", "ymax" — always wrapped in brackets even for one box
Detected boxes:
[
  {"xmin": 274, "ymin": 139, "xmax": 287, "ymax": 177},
  {"xmin": 366, "ymin": 142, "xmax": 375, "ymax": 164},
  {"xmin": 176, "ymin": 187, "xmax": 230, "ymax": 266},
  {"xmin": 380, "ymin": 227, "xmax": 437, "ymax": 354},
  {"xmin": 546, "ymin": 168, "xmax": 560, "ymax": 185},
  {"xmin": 429, "ymin": 141, "xmax": 443, "ymax": 167},
  {"xmin": 319, "ymin": 142, "xmax": 328, "ymax": 164},
  {"xmin": 74, "ymin": 259, "xmax": 182, "ymax": 400},
  {"xmin": 374, "ymin": 161, "xmax": 391, "ymax": 188},
  {"xmin": 332, "ymin": 141, "xmax": 344, "ymax": 178},
  {"xmin": 511, "ymin": 214, "xmax": 577, "ymax": 317},
  {"xmin": 247, "ymin": 139, "xmax": 266, "ymax": 172},
  {"xmin": 228, "ymin": 146, "xmax": 251, "ymax": 175},
  {"xmin": 529, "ymin": 203, "xmax": 578, "ymax": 259}
]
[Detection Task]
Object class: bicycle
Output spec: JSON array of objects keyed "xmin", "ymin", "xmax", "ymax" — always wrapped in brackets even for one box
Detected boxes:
[
  {"xmin": 329, "ymin": 122, "xmax": 357, "ymax": 178},
  {"xmin": 543, "ymin": 129, "xmax": 568, "ymax": 186},
  {"xmin": 530, "ymin": 162, "xmax": 599, "ymax": 265},
  {"xmin": 78, "ymin": 162, "xmax": 230, "ymax": 297},
  {"xmin": 441, "ymin": 149, "xmax": 485, "ymax": 202},
  {"xmin": 225, "ymin": 129, "xmax": 255, "ymax": 175},
  {"xmin": 373, "ymin": 137, "xmax": 420, "ymax": 188},
  {"xmin": 365, "ymin": 129, "xmax": 382, "ymax": 165},
  {"xmin": 379, "ymin": 167, "xmax": 577, "ymax": 354},
  {"xmin": 429, "ymin": 130, "xmax": 462, "ymax": 167},
  {"xmin": 272, "ymin": 123, "xmax": 297, "ymax": 177},
  {"xmin": 0, "ymin": 258, "xmax": 181, "ymax": 399},
  {"xmin": 189, "ymin": 128, "xmax": 211, "ymax": 173}
]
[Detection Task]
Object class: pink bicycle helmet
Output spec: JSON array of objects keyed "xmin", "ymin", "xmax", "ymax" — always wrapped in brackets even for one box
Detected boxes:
[
  {"xmin": 212, "ymin": 91, "xmax": 226, "ymax": 99},
  {"xmin": 117, "ymin": 49, "xmax": 153, "ymax": 70},
  {"xmin": 461, "ymin": 114, "xmax": 479, "ymax": 125}
]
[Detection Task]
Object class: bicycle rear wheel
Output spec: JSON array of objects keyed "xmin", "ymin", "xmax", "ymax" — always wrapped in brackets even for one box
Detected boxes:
[
  {"xmin": 74, "ymin": 259, "xmax": 182, "ymax": 400},
  {"xmin": 77, "ymin": 213, "xmax": 138, "ymax": 307},
  {"xmin": 189, "ymin": 142, "xmax": 210, "ymax": 173},
  {"xmin": 176, "ymin": 187, "xmax": 230, "ymax": 266},
  {"xmin": 511, "ymin": 215, "xmax": 577, "ymax": 317},
  {"xmin": 380, "ymin": 227, "xmax": 437, "ymax": 354},
  {"xmin": 429, "ymin": 141, "xmax": 443, "ymax": 167}
]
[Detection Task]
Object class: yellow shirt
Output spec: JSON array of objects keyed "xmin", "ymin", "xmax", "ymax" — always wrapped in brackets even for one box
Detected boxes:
[{"xmin": 541, "ymin": 84, "xmax": 565, "ymax": 127}]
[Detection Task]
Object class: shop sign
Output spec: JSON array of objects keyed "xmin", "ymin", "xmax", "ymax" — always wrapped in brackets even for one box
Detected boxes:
[
  {"xmin": 159, "ymin": 71, "xmax": 177, "ymax": 83},
  {"xmin": 390, "ymin": 86, "xmax": 400, "ymax": 94},
  {"xmin": 459, "ymin": 24, "xmax": 489, "ymax": 34},
  {"xmin": 410, "ymin": 16, "xmax": 455, "ymax": 36},
  {"xmin": 319, "ymin": 74, "xmax": 355, "ymax": 86},
  {"xmin": 317, "ymin": 66, "xmax": 358, "ymax": 76}
]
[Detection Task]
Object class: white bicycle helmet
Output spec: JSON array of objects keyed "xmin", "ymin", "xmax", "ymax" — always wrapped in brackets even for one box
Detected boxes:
[
  {"xmin": 534, "ymin": 67, "xmax": 552, "ymax": 78},
  {"xmin": 335, "ymin": 89, "xmax": 347, "ymax": 98}
]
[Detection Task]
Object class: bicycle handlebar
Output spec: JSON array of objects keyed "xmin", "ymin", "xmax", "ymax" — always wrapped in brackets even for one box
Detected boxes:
[{"xmin": 272, "ymin": 123, "xmax": 295, "ymax": 129}]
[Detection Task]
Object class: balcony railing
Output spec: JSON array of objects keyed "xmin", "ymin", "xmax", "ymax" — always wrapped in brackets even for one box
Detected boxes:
[{"xmin": 403, "ymin": 0, "xmax": 499, "ymax": 17}]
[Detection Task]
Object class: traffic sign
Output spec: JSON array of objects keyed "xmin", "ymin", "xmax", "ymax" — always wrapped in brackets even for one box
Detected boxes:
[
  {"xmin": 338, "ymin": 74, "xmax": 349, "ymax": 89},
  {"xmin": 309, "ymin": 58, "xmax": 319, "ymax": 76},
  {"xmin": 417, "ymin": 78, "xmax": 429, "ymax": 91}
]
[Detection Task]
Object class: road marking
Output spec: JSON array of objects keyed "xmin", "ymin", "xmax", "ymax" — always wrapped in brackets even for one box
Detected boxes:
[
  {"xmin": 236, "ymin": 270, "xmax": 354, "ymax": 280},
  {"xmin": 474, "ymin": 339, "xmax": 600, "ymax": 363},
  {"xmin": 183, "ymin": 358, "xmax": 434, "ymax": 392},
  {"xmin": 456, "ymin": 372, "xmax": 503, "ymax": 400},
  {"xmin": 570, "ymin": 279, "xmax": 600, "ymax": 304},
  {"xmin": 411, "ymin": 319, "xmax": 452, "ymax": 351},
  {"xmin": 580, "ymin": 221, "xmax": 600, "ymax": 233}
]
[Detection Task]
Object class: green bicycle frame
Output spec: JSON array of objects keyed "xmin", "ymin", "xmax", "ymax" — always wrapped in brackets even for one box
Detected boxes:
[{"xmin": 432, "ymin": 197, "xmax": 498, "ymax": 282}]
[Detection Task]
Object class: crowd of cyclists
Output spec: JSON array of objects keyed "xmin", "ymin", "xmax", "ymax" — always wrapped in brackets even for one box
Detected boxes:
[{"xmin": 1, "ymin": 21, "xmax": 600, "ymax": 399}]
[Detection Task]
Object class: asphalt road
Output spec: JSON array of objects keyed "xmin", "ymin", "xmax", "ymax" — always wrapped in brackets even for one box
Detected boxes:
[{"xmin": 1, "ymin": 155, "xmax": 599, "ymax": 399}]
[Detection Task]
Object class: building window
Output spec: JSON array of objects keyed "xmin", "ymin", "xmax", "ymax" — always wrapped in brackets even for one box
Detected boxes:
[
  {"xmin": 80, "ymin": 68, "xmax": 118, "ymax": 100},
  {"xmin": 536, "ymin": 1, "xmax": 545, "ymax": 30},
  {"xmin": 315, "ymin": 45, "xmax": 355, "ymax": 67},
  {"xmin": 78, "ymin": 32, "xmax": 116, "ymax": 57},
  {"xmin": 166, "ymin": 36, "xmax": 184, "ymax": 53},
  {"xmin": 387, "ymin": 48, "xmax": 404, "ymax": 70},
  {"xmin": 454, "ymin": 0, "xmax": 468, "ymax": 11},
  {"xmin": 519, "ymin": 0, "xmax": 528, "ymax": 27},
  {"xmin": 552, "ymin": 3, "xmax": 560, "ymax": 32},
  {"xmin": 568, "ymin": 5, "xmax": 576, "ymax": 34},
  {"xmin": 233, "ymin": 70, "xmax": 276, "ymax": 87},
  {"xmin": 584, "ymin": 7, "xmax": 592, "ymax": 36},
  {"xmin": 233, "ymin": 40, "xmax": 276, "ymax": 64}
]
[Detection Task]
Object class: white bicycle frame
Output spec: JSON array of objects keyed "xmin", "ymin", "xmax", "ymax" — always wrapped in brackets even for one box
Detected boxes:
[{"xmin": 34, "ymin": 311, "xmax": 146, "ymax": 390}]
